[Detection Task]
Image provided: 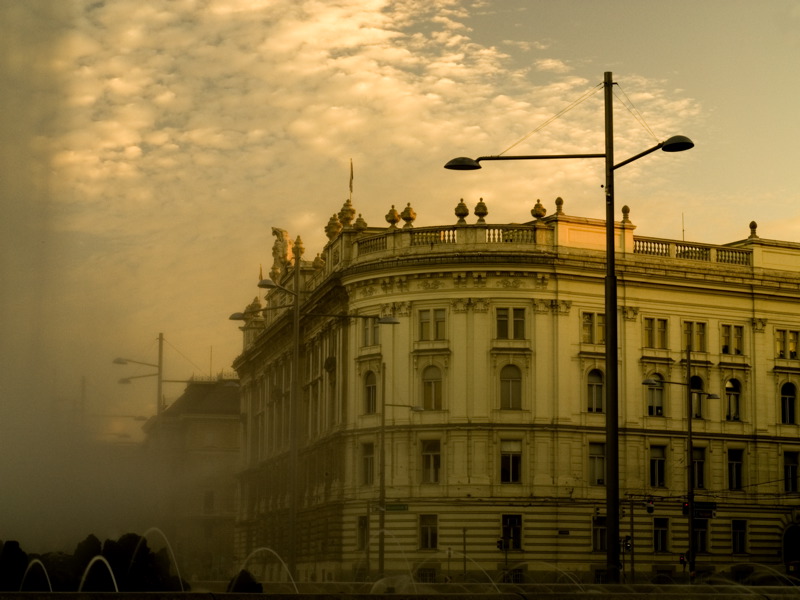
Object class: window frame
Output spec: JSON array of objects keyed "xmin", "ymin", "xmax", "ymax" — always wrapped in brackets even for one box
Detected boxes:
[
  {"xmin": 589, "ymin": 442, "xmax": 606, "ymax": 486},
  {"xmin": 422, "ymin": 364, "xmax": 443, "ymax": 410},
  {"xmin": 649, "ymin": 445, "xmax": 666, "ymax": 488},
  {"xmin": 582, "ymin": 312, "xmax": 606, "ymax": 345},
  {"xmin": 683, "ymin": 320, "xmax": 708, "ymax": 352},
  {"xmin": 653, "ymin": 517, "xmax": 669, "ymax": 553},
  {"xmin": 587, "ymin": 369, "xmax": 604, "ymax": 413},
  {"xmin": 501, "ymin": 514, "xmax": 523, "ymax": 551},
  {"xmin": 421, "ymin": 439, "xmax": 441, "ymax": 484},
  {"xmin": 725, "ymin": 379, "xmax": 741, "ymax": 421},
  {"xmin": 644, "ymin": 317, "xmax": 668, "ymax": 349},
  {"xmin": 496, "ymin": 307, "xmax": 526, "ymax": 340},
  {"xmin": 419, "ymin": 514, "xmax": 438, "ymax": 549},
  {"xmin": 362, "ymin": 442, "xmax": 375, "ymax": 486},
  {"xmin": 500, "ymin": 439, "xmax": 522, "ymax": 484},
  {"xmin": 721, "ymin": 323, "xmax": 744, "ymax": 355},
  {"xmin": 785, "ymin": 451, "xmax": 799, "ymax": 493},
  {"xmin": 500, "ymin": 364, "xmax": 522, "ymax": 410},
  {"xmin": 732, "ymin": 519, "xmax": 747, "ymax": 554},
  {"xmin": 782, "ymin": 382, "xmax": 797, "ymax": 425},
  {"xmin": 364, "ymin": 371, "xmax": 377, "ymax": 415},
  {"xmin": 728, "ymin": 448, "xmax": 744, "ymax": 491},
  {"xmin": 419, "ymin": 308, "xmax": 446, "ymax": 341}
]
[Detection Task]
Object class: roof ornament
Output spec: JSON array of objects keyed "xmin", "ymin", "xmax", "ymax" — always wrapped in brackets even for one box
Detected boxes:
[
  {"xmin": 455, "ymin": 199, "xmax": 469, "ymax": 224},
  {"xmin": 474, "ymin": 198, "xmax": 488, "ymax": 223},
  {"xmin": 531, "ymin": 199, "xmax": 546, "ymax": 220},
  {"xmin": 400, "ymin": 203, "xmax": 416, "ymax": 228}
]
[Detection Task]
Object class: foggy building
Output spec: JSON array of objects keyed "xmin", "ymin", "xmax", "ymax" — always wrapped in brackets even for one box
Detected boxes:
[
  {"xmin": 231, "ymin": 196, "xmax": 800, "ymax": 582},
  {"xmin": 142, "ymin": 375, "xmax": 240, "ymax": 582}
]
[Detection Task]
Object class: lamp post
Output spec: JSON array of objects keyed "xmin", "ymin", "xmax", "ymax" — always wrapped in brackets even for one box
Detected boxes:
[
  {"xmin": 113, "ymin": 332, "xmax": 166, "ymax": 414},
  {"xmin": 643, "ymin": 347, "xmax": 719, "ymax": 580},
  {"xmin": 445, "ymin": 71, "xmax": 694, "ymax": 582}
]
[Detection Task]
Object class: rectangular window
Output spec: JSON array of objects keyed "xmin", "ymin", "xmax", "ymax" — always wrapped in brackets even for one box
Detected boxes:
[
  {"xmin": 422, "ymin": 440, "xmax": 441, "ymax": 484},
  {"xmin": 785, "ymin": 452, "xmax": 799, "ymax": 492},
  {"xmin": 589, "ymin": 442, "xmax": 606, "ymax": 485},
  {"xmin": 496, "ymin": 308, "xmax": 525, "ymax": 340},
  {"xmin": 592, "ymin": 516, "xmax": 607, "ymax": 552},
  {"xmin": 365, "ymin": 374, "xmax": 377, "ymax": 415},
  {"xmin": 777, "ymin": 329, "xmax": 800, "ymax": 359},
  {"xmin": 693, "ymin": 518, "xmax": 708, "ymax": 554},
  {"xmin": 732, "ymin": 519, "xmax": 747, "ymax": 554},
  {"xmin": 500, "ymin": 440, "xmax": 522, "ymax": 483},
  {"xmin": 419, "ymin": 308, "xmax": 446, "ymax": 341},
  {"xmin": 582, "ymin": 312, "xmax": 606, "ymax": 344},
  {"xmin": 648, "ymin": 382, "xmax": 665, "ymax": 416},
  {"xmin": 721, "ymin": 324, "xmax": 744, "ymax": 355},
  {"xmin": 692, "ymin": 447, "xmax": 706, "ymax": 490},
  {"xmin": 502, "ymin": 514, "xmax": 522, "ymax": 550},
  {"xmin": 419, "ymin": 514, "xmax": 438, "ymax": 549},
  {"xmin": 650, "ymin": 445, "xmax": 666, "ymax": 488},
  {"xmin": 357, "ymin": 515, "xmax": 368, "ymax": 550},
  {"xmin": 362, "ymin": 442, "xmax": 374, "ymax": 486},
  {"xmin": 653, "ymin": 518, "xmax": 669, "ymax": 552},
  {"xmin": 683, "ymin": 321, "xmax": 707, "ymax": 352},
  {"xmin": 728, "ymin": 448, "xmax": 744, "ymax": 490},
  {"xmin": 362, "ymin": 317, "xmax": 380, "ymax": 346},
  {"xmin": 644, "ymin": 317, "xmax": 668, "ymax": 349}
]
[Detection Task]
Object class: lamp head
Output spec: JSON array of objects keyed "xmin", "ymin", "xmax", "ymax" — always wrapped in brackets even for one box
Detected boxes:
[
  {"xmin": 642, "ymin": 378, "xmax": 661, "ymax": 386},
  {"xmin": 258, "ymin": 278, "xmax": 277, "ymax": 289},
  {"xmin": 661, "ymin": 135, "xmax": 694, "ymax": 153},
  {"xmin": 229, "ymin": 312, "xmax": 246, "ymax": 321},
  {"xmin": 705, "ymin": 393, "xmax": 720, "ymax": 400},
  {"xmin": 444, "ymin": 156, "xmax": 482, "ymax": 170}
]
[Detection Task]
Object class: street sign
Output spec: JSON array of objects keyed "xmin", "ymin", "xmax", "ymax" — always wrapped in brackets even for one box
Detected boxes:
[
  {"xmin": 694, "ymin": 501, "xmax": 717, "ymax": 518},
  {"xmin": 385, "ymin": 503, "xmax": 408, "ymax": 511}
]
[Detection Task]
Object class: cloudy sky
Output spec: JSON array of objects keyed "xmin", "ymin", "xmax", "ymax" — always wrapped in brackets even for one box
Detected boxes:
[{"xmin": 1, "ymin": 0, "xmax": 799, "ymax": 548}]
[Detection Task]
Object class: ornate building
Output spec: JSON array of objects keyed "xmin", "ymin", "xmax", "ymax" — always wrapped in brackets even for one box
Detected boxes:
[{"xmin": 231, "ymin": 196, "xmax": 800, "ymax": 583}]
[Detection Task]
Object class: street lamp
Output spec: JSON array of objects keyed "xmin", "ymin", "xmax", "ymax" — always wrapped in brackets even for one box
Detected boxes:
[
  {"xmin": 445, "ymin": 71, "xmax": 694, "ymax": 582},
  {"xmin": 643, "ymin": 346, "xmax": 719, "ymax": 580},
  {"xmin": 113, "ymin": 332, "xmax": 166, "ymax": 414}
]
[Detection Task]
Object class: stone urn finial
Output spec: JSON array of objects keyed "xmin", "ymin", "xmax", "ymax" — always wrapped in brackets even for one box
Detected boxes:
[
  {"xmin": 338, "ymin": 198, "xmax": 356, "ymax": 228},
  {"xmin": 400, "ymin": 202, "xmax": 416, "ymax": 228},
  {"xmin": 749, "ymin": 221, "xmax": 759, "ymax": 239},
  {"xmin": 621, "ymin": 205, "xmax": 631, "ymax": 223},
  {"xmin": 531, "ymin": 199, "xmax": 546, "ymax": 220},
  {"xmin": 353, "ymin": 213, "xmax": 367, "ymax": 233},
  {"xmin": 555, "ymin": 196, "xmax": 564, "ymax": 214},
  {"xmin": 385, "ymin": 205, "xmax": 400, "ymax": 229},
  {"xmin": 474, "ymin": 198, "xmax": 488, "ymax": 223},
  {"xmin": 455, "ymin": 198, "xmax": 469, "ymax": 224},
  {"xmin": 325, "ymin": 213, "xmax": 343, "ymax": 240}
]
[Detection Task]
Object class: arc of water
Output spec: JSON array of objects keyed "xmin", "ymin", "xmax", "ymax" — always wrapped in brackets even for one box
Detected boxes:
[
  {"xmin": 19, "ymin": 558, "xmax": 52, "ymax": 592},
  {"xmin": 78, "ymin": 555, "xmax": 119, "ymax": 592},
  {"xmin": 129, "ymin": 526, "xmax": 184, "ymax": 592},
  {"xmin": 366, "ymin": 528, "xmax": 417, "ymax": 594},
  {"xmin": 234, "ymin": 547, "xmax": 299, "ymax": 594},
  {"xmin": 446, "ymin": 549, "xmax": 502, "ymax": 593}
]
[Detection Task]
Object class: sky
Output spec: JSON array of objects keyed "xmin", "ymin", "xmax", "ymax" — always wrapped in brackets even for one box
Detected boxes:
[{"xmin": 1, "ymin": 0, "xmax": 799, "ymax": 550}]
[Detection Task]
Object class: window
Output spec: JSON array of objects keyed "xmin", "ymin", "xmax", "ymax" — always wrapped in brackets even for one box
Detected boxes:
[
  {"xmin": 732, "ymin": 519, "xmax": 747, "ymax": 554},
  {"xmin": 782, "ymin": 383, "xmax": 797, "ymax": 425},
  {"xmin": 364, "ymin": 371, "xmax": 377, "ymax": 414},
  {"xmin": 497, "ymin": 308, "xmax": 525, "ymax": 340},
  {"xmin": 421, "ymin": 440, "xmax": 441, "ymax": 484},
  {"xmin": 647, "ymin": 374, "xmax": 665, "ymax": 416},
  {"xmin": 362, "ymin": 443, "xmax": 374, "ymax": 485},
  {"xmin": 725, "ymin": 379, "xmax": 741, "ymax": 421},
  {"xmin": 690, "ymin": 376, "xmax": 705, "ymax": 418},
  {"xmin": 422, "ymin": 365, "xmax": 443, "ymax": 410},
  {"xmin": 500, "ymin": 364, "xmax": 522, "ymax": 409},
  {"xmin": 500, "ymin": 440, "xmax": 522, "ymax": 483},
  {"xmin": 776, "ymin": 329, "xmax": 800, "ymax": 359},
  {"xmin": 362, "ymin": 317, "xmax": 380, "ymax": 346},
  {"xmin": 419, "ymin": 308, "xmax": 446, "ymax": 341},
  {"xmin": 357, "ymin": 516, "xmax": 368, "ymax": 550},
  {"xmin": 582, "ymin": 312, "xmax": 605, "ymax": 344},
  {"xmin": 644, "ymin": 317, "xmax": 668, "ymax": 349},
  {"xmin": 785, "ymin": 452, "xmax": 799, "ymax": 492},
  {"xmin": 587, "ymin": 369, "xmax": 604, "ymax": 413},
  {"xmin": 502, "ymin": 514, "xmax": 522, "ymax": 550},
  {"xmin": 592, "ymin": 516, "xmax": 607, "ymax": 552},
  {"xmin": 419, "ymin": 514, "xmax": 438, "ymax": 549},
  {"xmin": 653, "ymin": 518, "xmax": 669, "ymax": 552},
  {"xmin": 728, "ymin": 448, "xmax": 744, "ymax": 490},
  {"xmin": 417, "ymin": 568, "xmax": 437, "ymax": 583},
  {"xmin": 650, "ymin": 445, "xmax": 666, "ymax": 488},
  {"xmin": 683, "ymin": 321, "xmax": 707, "ymax": 352},
  {"xmin": 721, "ymin": 324, "xmax": 743, "ymax": 355},
  {"xmin": 692, "ymin": 447, "xmax": 706, "ymax": 490},
  {"xmin": 694, "ymin": 519, "xmax": 708, "ymax": 554},
  {"xmin": 589, "ymin": 443, "xmax": 606, "ymax": 485}
]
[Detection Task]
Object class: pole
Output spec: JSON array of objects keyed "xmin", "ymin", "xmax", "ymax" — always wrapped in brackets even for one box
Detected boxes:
[
  {"xmin": 288, "ymin": 237, "xmax": 303, "ymax": 579},
  {"xmin": 603, "ymin": 70, "xmax": 621, "ymax": 583},
  {"xmin": 686, "ymin": 344, "xmax": 695, "ymax": 579},
  {"xmin": 629, "ymin": 497, "xmax": 635, "ymax": 582},
  {"xmin": 462, "ymin": 528, "xmax": 467, "ymax": 580},
  {"xmin": 157, "ymin": 333, "xmax": 164, "ymax": 414},
  {"xmin": 378, "ymin": 361, "xmax": 387, "ymax": 578}
]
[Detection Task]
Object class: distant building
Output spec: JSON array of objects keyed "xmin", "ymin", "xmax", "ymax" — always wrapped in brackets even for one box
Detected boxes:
[
  {"xmin": 142, "ymin": 374, "xmax": 240, "ymax": 582},
  {"xmin": 231, "ymin": 196, "xmax": 800, "ymax": 583}
]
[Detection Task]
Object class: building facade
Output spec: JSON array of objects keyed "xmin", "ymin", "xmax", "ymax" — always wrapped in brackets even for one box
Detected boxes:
[{"xmin": 231, "ymin": 196, "xmax": 800, "ymax": 583}]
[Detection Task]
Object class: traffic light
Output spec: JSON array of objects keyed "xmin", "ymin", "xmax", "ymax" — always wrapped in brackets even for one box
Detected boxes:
[
  {"xmin": 496, "ymin": 539, "xmax": 505, "ymax": 550},
  {"xmin": 679, "ymin": 553, "xmax": 686, "ymax": 565},
  {"xmin": 682, "ymin": 501, "xmax": 689, "ymax": 515},
  {"xmin": 647, "ymin": 498, "xmax": 654, "ymax": 514},
  {"xmin": 624, "ymin": 535, "xmax": 632, "ymax": 551}
]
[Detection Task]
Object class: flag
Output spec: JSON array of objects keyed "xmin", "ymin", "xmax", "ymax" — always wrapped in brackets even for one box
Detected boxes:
[
  {"xmin": 349, "ymin": 158, "xmax": 353, "ymax": 195},
  {"xmin": 259, "ymin": 264, "xmax": 263, "ymax": 281}
]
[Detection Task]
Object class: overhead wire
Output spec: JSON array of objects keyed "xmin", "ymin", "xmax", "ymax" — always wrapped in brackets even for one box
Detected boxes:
[{"xmin": 614, "ymin": 83, "xmax": 660, "ymax": 144}]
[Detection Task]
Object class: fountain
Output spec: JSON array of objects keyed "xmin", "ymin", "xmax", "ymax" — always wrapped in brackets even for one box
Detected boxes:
[
  {"xmin": 128, "ymin": 526, "xmax": 184, "ymax": 592},
  {"xmin": 18, "ymin": 558, "xmax": 52, "ymax": 592},
  {"xmin": 229, "ymin": 546, "xmax": 298, "ymax": 593},
  {"xmin": 78, "ymin": 555, "xmax": 119, "ymax": 592}
]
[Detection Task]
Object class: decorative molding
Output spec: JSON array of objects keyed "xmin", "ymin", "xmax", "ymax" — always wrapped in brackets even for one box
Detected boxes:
[
  {"xmin": 499, "ymin": 278, "xmax": 522, "ymax": 288},
  {"xmin": 534, "ymin": 274, "xmax": 549, "ymax": 289},
  {"xmin": 752, "ymin": 318, "xmax": 768, "ymax": 333},
  {"xmin": 453, "ymin": 273, "xmax": 469, "ymax": 288},
  {"xmin": 452, "ymin": 298, "xmax": 470, "ymax": 313},
  {"xmin": 473, "ymin": 272, "xmax": 487, "ymax": 288},
  {"xmin": 621, "ymin": 306, "xmax": 639, "ymax": 321},
  {"xmin": 472, "ymin": 298, "xmax": 490, "ymax": 313},
  {"xmin": 419, "ymin": 279, "xmax": 443, "ymax": 290},
  {"xmin": 534, "ymin": 299, "xmax": 551, "ymax": 313},
  {"xmin": 553, "ymin": 300, "xmax": 572, "ymax": 316}
]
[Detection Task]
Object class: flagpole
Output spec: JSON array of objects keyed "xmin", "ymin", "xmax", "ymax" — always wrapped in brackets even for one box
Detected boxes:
[{"xmin": 349, "ymin": 158, "xmax": 353, "ymax": 201}]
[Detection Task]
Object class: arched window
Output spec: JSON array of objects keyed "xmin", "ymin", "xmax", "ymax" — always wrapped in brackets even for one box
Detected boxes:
[
  {"xmin": 422, "ymin": 365, "xmax": 443, "ymax": 410},
  {"xmin": 364, "ymin": 371, "xmax": 377, "ymax": 414},
  {"xmin": 782, "ymin": 382, "xmax": 797, "ymax": 425},
  {"xmin": 647, "ymin": 373, "xmax": 665, "ymax": 416},
  {"xmin": 725, "ymin": 379, "xmax": 741, "ymax": 421},
  {"xmin": 588, "ymin": 369, "xmax": 604, "ymax": 413},
  {"xmin": 500, "ymin": 364, "xmax": 522, "ymax": 409},
  {"xmin": 690, "ymin": 375, "xmax": 705, "ymax": 418}
]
